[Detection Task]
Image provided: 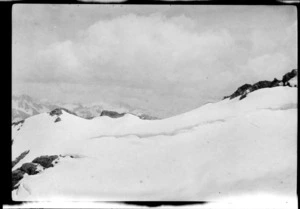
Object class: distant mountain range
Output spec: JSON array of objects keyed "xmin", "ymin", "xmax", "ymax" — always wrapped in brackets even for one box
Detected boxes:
[
  {"xmin": 13, "ymin": 69, "xmax": 297, "ymax": 123},
  {"xmin": 11, "ymin": 69, "xmax": 297, "ymax": 201},
  {"xmin": 12, "ymin": 95, "xmax": 58, "ymax": 123},
  {"xmin": 12, "ymin": 95, "xmax": 159, "ymax": 122}
]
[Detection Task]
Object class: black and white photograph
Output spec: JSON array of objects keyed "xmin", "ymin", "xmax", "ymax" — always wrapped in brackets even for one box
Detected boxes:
[{"xmin": 10, "ymin": 4, "xmax": 297, "ymax": 208}]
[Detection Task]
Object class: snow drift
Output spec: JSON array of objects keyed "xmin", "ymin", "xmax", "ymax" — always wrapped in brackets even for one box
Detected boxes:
[{"xmin": 11, "ymin": 85, "xmax": 297, "ymax": 201}]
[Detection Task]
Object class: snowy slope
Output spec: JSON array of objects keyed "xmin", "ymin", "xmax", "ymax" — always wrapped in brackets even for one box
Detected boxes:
[{"xmin": 12, "ymin": 86, "xmax": 297, "ymax": 201}]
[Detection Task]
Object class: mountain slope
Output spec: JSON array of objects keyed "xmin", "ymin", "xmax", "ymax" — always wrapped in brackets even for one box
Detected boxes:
[
  {"xmin": 11, "ymin": 84, "xmax": 297, "ymax": 201},
  {"xmin": 12, "ymin": 95, "xmax": 58, "ymax": 122}
]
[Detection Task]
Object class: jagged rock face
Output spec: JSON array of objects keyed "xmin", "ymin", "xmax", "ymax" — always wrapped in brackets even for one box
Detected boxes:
[
  {"xmin": 239, "ymin": 94, "xmax": 247, "ymax": 100},
  {"xmin": 100, "ymin": 110, "xmax": 126, "ymax": 118},
  {"xmin": 19, "ymin": 163, "xmax": 39, "ymax": 175},
  {"xmin": 12, "ymin": 154, "xmax": 85, "ymax": 189},
  {"xmin": 12, "ymin": 120, "xmax": 25, "ymax": 126},
  {"xmin": 287, "ymin": 76, "xmax": 297, "ymax": 87},
  {"xmin": 270, "ymin": 78, "xmax": 282, "ymax": 87},
  {"xmin": 49, "ymin": 108, "xmax": 77, "ymax": 117},
  {"xmin": 224, "ymin": 69, "xmax": 298, "ymax": 100},
  {"xmin": 32, "ymin": 155, "xmax": 58, "ymax": 168},
  {"xmin": 12, "ymin": 150, "xmax": 30, "ymax": 168},
  {"xmin": 229, "ymin": 84, "xmax": 252, "ymax": 99},
  {"xmin": 12, "ymin": 155, "xmax": 60, "ymax": 190},
  {"xmin": 282, "ymin": 69, "xmax": 297, "ymax": 84},
  {"xmin": 11, "ymin": 155, "xmax": 78, "ymax": 191},
  {"xmin": 12, "ymin": 119, "xmax": 25, "ymax": 132},
  {"xmin": 249, "ymin": 80, "xmax": 272, "ymax": 92},
  {"xmin": 49, "ymin": 108, "xmax": 63, "ymax": 116},
  {"xmin": 12, "ymin": 169, "xmax": 25, "ymax": 189}
]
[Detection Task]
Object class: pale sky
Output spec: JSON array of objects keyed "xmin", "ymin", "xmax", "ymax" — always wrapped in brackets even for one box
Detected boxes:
[{"xmin": 12, "ymin": 5, "xmax": 297, "ymax": 118}]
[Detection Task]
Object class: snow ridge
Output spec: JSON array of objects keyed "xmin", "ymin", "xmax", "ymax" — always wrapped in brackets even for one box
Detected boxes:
[{"xmin": 11, "ymin": 70, "xmax": 297, "ymax": 202}]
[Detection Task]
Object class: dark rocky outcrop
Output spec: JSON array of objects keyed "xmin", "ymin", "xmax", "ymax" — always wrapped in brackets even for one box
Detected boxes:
[
  {"xmin": 282, "ymin": 69, "xmax": 297, "ymax": 85},
  {"xmin": 229, "ymin": 84, "xmax": 252, "ymax": 99},
  {"xmin": 12, "ymin": 120, "xmax": 24, "ymax": 127},
  {"xmin": 239, "ymin": 94, "xmax": 247, "ymax": 100},
  {"xmin": 224, "ymin": 69, "xmax": 298, "ymax": 101},
  {"xmin": 100, "ymin": 110, "xmax": 126, "ymax": 118},
  {"xmin": 287, "ymin": 79, "xmax": 297, "ymax": 87},
  {"xmin": 12, "ymin": 150, "xmax": 30, "ymax": 168},
  {"xmin": 49, "ymin": 108, "xmax": 77, "ymax": 117},
  {"xmin": 49, "ymin": 108, "xmax": 63, "ymax": 116},
  {"xmin": 12, "ymin": 120, "xmax": 25, "ymax": 131},
  {"xmin": 238, "ymin": 80, "xmax": 282, "ymax": 100},
  {"xmin": 19, "ymin": 163, "xmax": 39, "ymax": 175},
  {"xmin": 12, "ymin": 155, "xmax": 59, "ymax": 190},
  {"xmin": 249, "ymin": 80, "xmax": 272, "ymax": 91},
  {"xmin": 12, "ymin": 169, "xmax": 25, "ymax": 189},
  {"xmin": 54, "ymin": 117, "xmax": 61, "ymax": 123},
  {"xmin": 12, "ymin": 163, "xmax": 40, "ymax": 189},
  {"xmin": 32, "ymin": 155, "xmax": 59, "ymax": 168},
  {"xmin": 270, "ymin": 78, "xmax": 282, "ymax": 87}
]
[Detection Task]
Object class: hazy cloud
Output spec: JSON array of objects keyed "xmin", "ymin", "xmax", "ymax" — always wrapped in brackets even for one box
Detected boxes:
[{"xmin": 13, "ymin": 5, "xmax": 297, "ymax": 117}]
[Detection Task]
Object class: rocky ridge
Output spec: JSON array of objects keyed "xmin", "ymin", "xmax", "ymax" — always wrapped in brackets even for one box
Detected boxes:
[
  {"xmin": 12, "ymin": 155, "xmax": 59, "ymax": 189},
  {"xmin": 223, "ymin": 69, "xmax": 297, "ymax": 100}
]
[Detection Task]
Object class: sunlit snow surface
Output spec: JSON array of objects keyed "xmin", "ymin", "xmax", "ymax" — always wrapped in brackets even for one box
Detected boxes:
[{"xmin": 12, "ymin": 87, "xmax": 297, "ymax": 202}]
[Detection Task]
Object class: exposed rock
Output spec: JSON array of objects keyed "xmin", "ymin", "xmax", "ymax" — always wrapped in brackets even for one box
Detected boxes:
[
  {"xmin": 12, "ymin": 169, "xmax": 25, "ymax": 189},
  {"xmin": 229, "ymin": 84, "xmax": 252, "ymax": 99},
  {"xmin": 238, "ymin": 81, "xmax": 274, "ymax": 100},
  {"xmin": 54, "ymin": 117, "xmax": 61, "ymax": 123},
  {"xmin": 282, "ymin": 69, "xmax": 297, "ymax": 85},
  {"xmin": 249, "ymin": 80, "xmax": 272, "ymax": 92},
  {"xmin": 224, "ymin": 69, "xmax": 298, "ymax": 101},
  {"xmin": 49, "ymin": 108, "xmax": 63, "ymax": 116},
  {"xmin": 239, "ymin": 94, "xmax": 247, "ymax": 100},
  {"xmin": 12, "ymin": 150, "xmax": 30, "ymax": 168},
  {"xmin": 19, "ymin": 163, "xmax": 39, "ymax": 175},
  {"xmin": 287, "ymin": 76, "xmax": 297, "ymax": 87},
  {"xmin": 12, "ymin": 155, "xmax": 62, "ymax": 190},
  {"xmin": 100, "ymin": 110, "xmax": 126, "ymax": 118},
  {"xmin": 12, "ymin": 120, "xmax": 24, "ymax": 126},
  {"xmin": 32, "ymin": 155, "xmax": 59, "ymax": 168},
  {"xmin": 49, "ymin": 108, "xmax": 77, "ymax": 117},
  {"xmin": 270, "ymin": 78, "xmax": 282, "ymax": 87}
]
